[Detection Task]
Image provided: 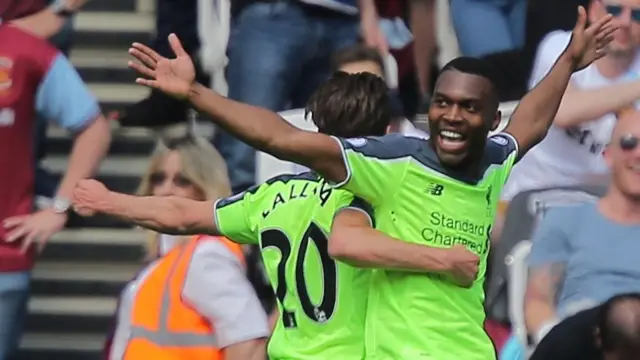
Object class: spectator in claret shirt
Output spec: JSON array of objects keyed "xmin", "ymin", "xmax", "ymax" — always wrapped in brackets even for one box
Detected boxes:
[
  {"xmin": 0, "ymin": 22, "xmax": 110, "ymax": 360},
  {"xmin": 3, "ymin": 0, "xmax": 89, "ymax": 208}
]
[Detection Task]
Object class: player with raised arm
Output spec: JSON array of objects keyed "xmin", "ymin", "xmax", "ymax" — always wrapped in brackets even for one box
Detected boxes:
[
  {"xmin": 123, "ymin": 7, "xmax": 616, "ymax": 359},
  {"xmin": 73, "ymin": 72, "xmax": 479, "ymax": 360}
]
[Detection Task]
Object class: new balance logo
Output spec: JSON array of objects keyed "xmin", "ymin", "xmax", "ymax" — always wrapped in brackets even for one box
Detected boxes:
[
  {"xmin": 486, "ymin": 185, "xmax": 493, "ymax": 205},
  {"xmin": 426, "ymin": 183, "xmax": 444, "ymax": 196}
]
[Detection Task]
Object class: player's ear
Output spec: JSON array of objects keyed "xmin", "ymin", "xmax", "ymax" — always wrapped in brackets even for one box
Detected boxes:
[{"xmin": 490, "ymin": 110, "xmax": 502, "ymax": 131}]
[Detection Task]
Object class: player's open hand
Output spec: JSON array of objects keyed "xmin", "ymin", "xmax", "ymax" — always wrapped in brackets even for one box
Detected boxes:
[
  {"xmin": 567, "ymin": 6, "xmax": 618, "ymax": 71},
  {"xmin": 128, "ymin": 34, "xmax": 195, "ymax": 100},
  {"xmin": 72, "ymin": 179, "xmax": 110, "ymax": 217},
  {"xmin": 445, "ymin": 245, "xmax": 479, "ymax": 288}
]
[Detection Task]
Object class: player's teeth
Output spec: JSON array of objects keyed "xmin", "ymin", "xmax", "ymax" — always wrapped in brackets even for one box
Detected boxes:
[{"xmin": 440, "ymin": 130, "xmax": 463, "ymax": 139}]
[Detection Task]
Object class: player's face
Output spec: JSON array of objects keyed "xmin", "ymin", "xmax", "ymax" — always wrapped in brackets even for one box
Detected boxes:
[
  {"xmin": 428, "ymin": 70, "xmax": 500, "ymax": 168},
  {"xmin": 591, "ymin": 0, "xmax": 640, "ymax": 54},
  {"xmin": 338, "ymin": 60, "xmax": 384, "ymax": 78},
  {"xmin": 150, "ymin": 151, "xmax": 203, "ymax": 200},
  {"xmin": 606, "ymin": 130, "xmax": 640, "ymax": 200}
]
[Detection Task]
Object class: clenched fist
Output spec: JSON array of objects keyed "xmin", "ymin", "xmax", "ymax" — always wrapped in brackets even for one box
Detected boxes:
[
  {"xmin": 73, "ymin": 179, "xmax": 110, "ymax": 217},
  {"xmin": 445, "ymin": 245, "xmax": 480, "ymax": 288}
]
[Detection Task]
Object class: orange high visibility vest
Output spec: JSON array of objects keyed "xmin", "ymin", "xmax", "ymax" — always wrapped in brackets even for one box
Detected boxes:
[{"xmin": 123, "ymin": 235, "xmax": 245, "ymax": 360}]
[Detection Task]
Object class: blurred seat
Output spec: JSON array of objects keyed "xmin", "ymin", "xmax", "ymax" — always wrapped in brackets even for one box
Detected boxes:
[
  {"xmin": 486, "ymin": 185, "xmax": 605, "ymax": 353},
  {"xmin": 255, "ymin": 109, "xmax": 316, "ymax": 184},
  {"xmin": 435, "ymin": 0, "xmax": 461, "ymax": 67},
  {"xmin": 506, "ymin": 239, "xmax": 533, "ymax": 353}
]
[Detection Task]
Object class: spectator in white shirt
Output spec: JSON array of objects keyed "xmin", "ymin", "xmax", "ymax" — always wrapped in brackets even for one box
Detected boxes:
[{"xmin": 502, "ymin": 0, "xmax": 640, "ymax": 202}]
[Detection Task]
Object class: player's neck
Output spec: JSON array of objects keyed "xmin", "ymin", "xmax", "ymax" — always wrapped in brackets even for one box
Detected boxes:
[
  {"xmin": 599, "ymin": 188, "xmax": 640, "ymax": 224},
  {"xmin": 595, "ymin": 54, "xmax": 636, "ymax": 79}
]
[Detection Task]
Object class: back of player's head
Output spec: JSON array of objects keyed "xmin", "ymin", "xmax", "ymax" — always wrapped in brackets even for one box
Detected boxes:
[
  {"xmin": 597, "ymin": 293, "xmax": 640, "ymax": 360},
  {"xmin": 438, "ymin": 56, "xmax": 500, "ymax": 109},
  {"xmin": 305, "ymin": 71, "xmax": 391, "ymax": 138}
]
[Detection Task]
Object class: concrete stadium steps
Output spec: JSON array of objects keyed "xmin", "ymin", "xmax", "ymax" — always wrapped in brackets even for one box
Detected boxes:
[
  {"xmin": 47, "ymin": 123, "xmax": 157, "ymax": 156},
  {"xmin": 88, "ymin": 83, "xmax": 150, "ymax": 114},
  {"xmin": 40, "ymin": 229, "xmax": 145, "ymax": 263},
  {"xmin": 32, "ymin": 261, "xmax": 141, "ymax": 297},
  {"xmin": 72, "ymin": 49, "xmax": 136, "ymax": 84},
  {"xmin": 74, "ymin": 0, "xmax": 154, "ymax": 49},
  {"xmin": 14, "ymin": 333, "xmax": 105, "ymax": 360}
]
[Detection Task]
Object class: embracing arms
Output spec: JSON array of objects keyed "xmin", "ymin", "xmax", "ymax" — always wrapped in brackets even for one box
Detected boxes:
[{"xmin": 330, "ymin": 208, "xmax": 479, "ymax": 287}]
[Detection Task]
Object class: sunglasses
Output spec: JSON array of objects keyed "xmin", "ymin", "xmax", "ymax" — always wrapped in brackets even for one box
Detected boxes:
[
  {"xmin": 149, "ymin": 171, "xmax": 194, "ymax": 188},
  {"xmin": 605, "ymin": 4, "xmax": 640, "ymax": 22},
  {"xmin": 619, "ymin": 134, "xmax": 639, "ymax": 151}
]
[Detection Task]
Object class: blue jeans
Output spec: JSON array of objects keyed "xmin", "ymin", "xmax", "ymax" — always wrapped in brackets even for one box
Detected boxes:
[
  {"xmin": 450, "ymin": 0, "xmax": 527, "ymax": 57},
  {"xmin": 0, "ymin": 272, "xmax": 30, "ymax": 360},
  {"xmin": 218, "ymin": 1, "xmax": 360, "ymax": 193}
]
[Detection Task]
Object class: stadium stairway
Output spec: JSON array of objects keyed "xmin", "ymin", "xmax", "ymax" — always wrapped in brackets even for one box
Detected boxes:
[{"xmin": 10, "ymin": 0, "xmax": 156, "ymax": 359}]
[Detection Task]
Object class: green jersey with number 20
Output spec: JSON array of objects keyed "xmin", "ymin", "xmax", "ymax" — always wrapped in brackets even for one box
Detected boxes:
[
  {"xmin": 332, "ymin": 133, "xmax": 519, "ymax": 360},
  {"xmin": 214, "ymin": 172, "xmax": 373, "ymax": 360}
]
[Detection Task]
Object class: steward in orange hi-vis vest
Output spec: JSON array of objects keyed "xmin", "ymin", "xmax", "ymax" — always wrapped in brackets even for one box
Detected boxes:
[{"xmin": 122, "ymin": 235, "xmax": 245, "ymax": 360}]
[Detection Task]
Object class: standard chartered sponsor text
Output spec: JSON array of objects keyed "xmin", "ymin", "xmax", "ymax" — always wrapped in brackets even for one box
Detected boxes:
[{"xmin": 421, "ymin": 211, "xmax": 490, "ymax": 254}]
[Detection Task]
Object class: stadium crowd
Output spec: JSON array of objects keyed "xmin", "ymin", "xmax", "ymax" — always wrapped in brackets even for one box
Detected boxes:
[{"xmin": 1, "ymin": 0, "xmax": 640, "ymax": 360}]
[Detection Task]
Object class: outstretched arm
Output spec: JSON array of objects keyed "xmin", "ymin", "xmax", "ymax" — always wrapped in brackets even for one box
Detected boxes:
[
  {"xmin": 187, "ymin": 84, "xmax": 348, "ymax": 183},
  {"xmin": 101, "ymin": 192, "xmax": 217, "ymax": 235},
  {"xmin": 128, "ymin": 35, "xmax": 348, "ymax": 184},
  {"xmin": 73, "ymin": 180, "xmax": 219, "ymax": 235},
  {"xmin": 329, "ymin": 208, "xmax": 478, "ymax": 287},
  {"xmin": 504, "ymin": 8, "xmax": 616, "ymax": 156}
]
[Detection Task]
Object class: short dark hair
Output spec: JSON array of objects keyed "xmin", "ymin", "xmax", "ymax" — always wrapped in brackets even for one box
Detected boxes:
[
  {"xmin": 332, "ymin": 44, "xmax": 385, "ymax": 74},
  {"xmin": 439, "ymin": 56, "xmax": 500, "ymax": 108},
  {"xmin": 305, "ymin": 71, "xmax": 391, "ymax": 138},
  {"xmin": 598, "ymin": 293, "xmax": 640, "ymax": 359}
]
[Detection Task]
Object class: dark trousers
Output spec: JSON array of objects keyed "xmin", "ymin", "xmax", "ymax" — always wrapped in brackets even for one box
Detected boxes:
[{"xmin": 530, "ymin": 306, "xmax": 603, "ymax": 360}]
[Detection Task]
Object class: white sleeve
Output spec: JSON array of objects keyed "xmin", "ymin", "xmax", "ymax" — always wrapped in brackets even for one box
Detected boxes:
[
  {"xmin": 528, "ymin": 31, "xmax": 572, "ymax": 89},
  {"xmin": 182, "ymin": 240, "xmax": 269, "ymax": 348}
]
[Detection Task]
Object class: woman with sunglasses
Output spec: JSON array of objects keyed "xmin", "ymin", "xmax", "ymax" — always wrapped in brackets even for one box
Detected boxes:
[{"xmin": 105, "ymin": 134, "xmax": 269, "ymax": 360}]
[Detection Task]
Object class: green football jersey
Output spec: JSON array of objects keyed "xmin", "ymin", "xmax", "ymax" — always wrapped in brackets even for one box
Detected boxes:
[
  {"xmin": 214, "ymin": 172, "xmax": 372, "ymax": 360},
  {"xmin": 331, "ymin": 133, "xmax": 519, "ymax": 360}
]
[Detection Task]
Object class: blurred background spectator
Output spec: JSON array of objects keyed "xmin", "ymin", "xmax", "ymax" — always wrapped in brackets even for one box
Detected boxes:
[
  {"xmin": 0, "ymin": 9, "xmax": 110, "ymax": 359},
  {"xmin": 502, "ymin": 0, "xmax": 640, "ymax": 202},
  {"xmin": 523, "ymin": 112, "xmax": 640, "ymax": 353},
  {"xmin": 219, "ymin": 0, "xmax": 385, "ymax": 194},
  {"xmin": 530, "ymin": 293, "xmax": 640, "ymax": 360}
]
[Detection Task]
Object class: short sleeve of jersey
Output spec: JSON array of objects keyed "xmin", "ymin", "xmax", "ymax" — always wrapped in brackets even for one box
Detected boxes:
[
  {"xmin": 529, "ymin": 31, "xmax": 571, "ymax": 89},
  {"xmin": 330, "ymin": 134, "xmax": 419, "ymax": 205},
  {"xmin": 485, "ymin": 132, "xmax": 520, "ymax": 184},
  {"xmin": 333, "ymin": 190, "xmax": 376, "ymax": 228},
  {"xmin": 214, "ymin": 184, "xmax": 270, "ymax": 245},
  {"xmin": 37, "ymin": 54, "xmax": 100, "ymax": 132}
]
